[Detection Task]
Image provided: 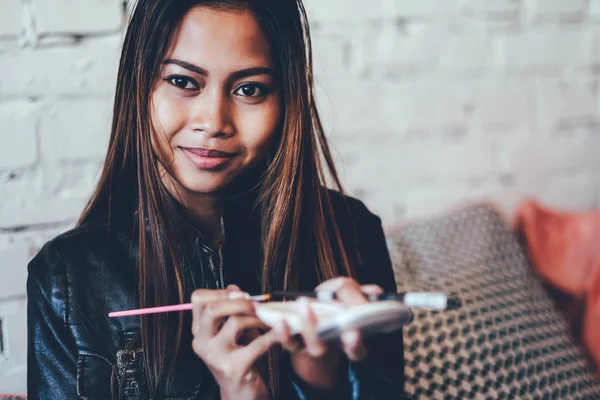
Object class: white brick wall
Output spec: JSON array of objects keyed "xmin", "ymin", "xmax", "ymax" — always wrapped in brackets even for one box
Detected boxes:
[
  {"xmin": 0, "ymin": 36, "xmax": 121, "ymax": 96},
  {"xmin": 1, "ymin": 0, "xmax": 600, "ymax": 395},
  {"xmin": 0, "ymin": 101, "xmax": 38, "ymax": 168},
  {"xmin": 526, "ymin": 0, "xmax": 588, "ymax": 20},
  {"xmin": 0, "ymin": 0, "xmax": 22, "ymax": 37},
  {"xmin": 35, "ymin": 0, "xmax": 124, "ymax": 34}
]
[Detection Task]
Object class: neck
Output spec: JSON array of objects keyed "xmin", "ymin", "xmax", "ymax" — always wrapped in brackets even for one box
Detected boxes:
[
  {"xmin": 183, "ymin": 193, "xmax": 224, "ymax": 246},
  {"xmin": 162, "ymin": 176, "xmax": 224, "ymax": 248}
]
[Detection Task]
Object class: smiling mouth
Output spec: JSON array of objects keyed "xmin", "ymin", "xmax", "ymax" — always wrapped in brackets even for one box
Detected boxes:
[{"xmin": 180, "ymin": 147, "xmax": 237, "ymax": 170}]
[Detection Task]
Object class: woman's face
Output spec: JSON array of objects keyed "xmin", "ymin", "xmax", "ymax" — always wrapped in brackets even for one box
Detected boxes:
[{"xmin": 151, "ymin": 6, "xmax": 281, "ymax": 195}]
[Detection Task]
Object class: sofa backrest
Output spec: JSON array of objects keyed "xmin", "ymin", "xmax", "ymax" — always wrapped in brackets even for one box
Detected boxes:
[{"xmin": 388, "ymin": 203, "xmax": 600, "ymax": 399}]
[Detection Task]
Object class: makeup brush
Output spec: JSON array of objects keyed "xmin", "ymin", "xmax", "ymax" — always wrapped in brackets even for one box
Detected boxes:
[{"xmin": 108, "ymin": 293, "xmax": 271, "ymax": 318}]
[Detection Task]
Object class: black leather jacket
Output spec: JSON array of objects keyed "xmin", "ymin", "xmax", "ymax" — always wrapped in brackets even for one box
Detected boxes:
[{"xmin": 27, "ymin": 191, "xmax": 406, "ymax": 399}]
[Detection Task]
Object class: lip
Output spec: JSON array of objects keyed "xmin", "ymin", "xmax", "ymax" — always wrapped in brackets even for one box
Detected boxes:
[{"xmin": 180, "ymin": 147, "xmax": 237, "ymax": 170}]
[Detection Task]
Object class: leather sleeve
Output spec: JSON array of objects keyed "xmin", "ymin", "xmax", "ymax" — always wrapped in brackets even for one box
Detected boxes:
[
  {"xmin": 345, "ymin": 209, "xmax": 407, "ymax": 399},
  {"xmin": 27, "ymin": 242, "xmax": 79, "ymax": 399},
  {"xmin": 290, "ymin": 198, "xmax": 408, "ymax": 399}
]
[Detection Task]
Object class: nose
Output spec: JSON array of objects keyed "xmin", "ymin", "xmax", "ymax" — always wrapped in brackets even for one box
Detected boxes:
[{"xmin": 190, "ymin": 88, "xmax": 234, "ymax": 138}]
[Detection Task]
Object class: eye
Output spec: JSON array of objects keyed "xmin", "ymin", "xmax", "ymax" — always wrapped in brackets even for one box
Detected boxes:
[
  {"xmin": 165, "ymin": 75, "xmax": 199, "ymax": 90},
  {"xmin": 234, "ymin": 83, "xmax": 267, "ymax": 98}
]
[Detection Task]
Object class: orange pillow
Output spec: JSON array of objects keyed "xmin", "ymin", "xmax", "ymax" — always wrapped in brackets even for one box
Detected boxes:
[{"xmin": 514, "ymin": 199, "xmax": 600, "ymax": 371}]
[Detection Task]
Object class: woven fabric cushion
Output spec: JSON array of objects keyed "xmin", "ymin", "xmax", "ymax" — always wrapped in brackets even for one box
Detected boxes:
[{"xmin": 388, "ymin": 204, "xmax": 600, "ymax": 399}]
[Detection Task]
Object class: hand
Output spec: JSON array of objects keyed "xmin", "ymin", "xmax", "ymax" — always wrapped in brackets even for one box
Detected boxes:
[
  {"xmin": 191, "ymin": 284, "xmax": 278, "ymax": 400},
  {"xmin": 275, "ymin": 277, "xmax": 382, "ymax": 392}
]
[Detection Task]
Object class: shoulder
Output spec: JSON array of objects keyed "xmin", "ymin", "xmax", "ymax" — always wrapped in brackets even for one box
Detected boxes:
[
  {"xmin": 29, "ymin": 217, "xmax": 110, "ymax": 275},
  {"xmin": 327, "ymin": 189, "xmax": 395, "ymax": 285},
  {"xmin": 326, "ymin": 189, "xmax": 383, "ymax": 233},
  {"xmin": 27, "ymin": 216, "xmax": 120, "ymax": 311}
]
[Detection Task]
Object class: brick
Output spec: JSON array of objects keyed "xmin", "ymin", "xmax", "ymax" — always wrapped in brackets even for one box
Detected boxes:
[
  {"xmin": 0, "ymin": 170, "xmax": 88, "ymax": 228},
  {"xmin": 589, "ymin": 28, "xmax": 600, "ymax": 66},
  {"xmin": 459, "ymin": 0, "xmax": 520, "ymax": 19},
  {"xmin": 363, "ymin": 26, "xmax": 488, "ymax": 75},
  {"xmin": 304, "ymin": 0, "xmax": 392, "ymax": 22},
  {"xmin": 315, "ymin": 81, "xmax": 388, "ymax": 137},
  {"xmin": 0, "ymin": 194, "xmax": 88, "ymax": 228},
  {"xmin": 495, "ymin": 28, "xmax": 588, "ymax": 72},
  {"xmin": 311, "ymin": 26, "xmax": 352, "ymax": 78},
  {"xmin": 0, "ymin": 38, "xmax": 21, "ymax": 53},
  {"xmin": 35, "ymin": 0, "xmax": 123, "ymax": 34},
  {"xmin": 367, "ymin": 24, "xmax": 438, "ymax": 77},
  {"xmin": 513, "ymin": 172, "xmax": 598, "ymax": 211},
  {"xmin": 534, "ymin": 80, "xmax": 597, "ymax": 135},
  {"xmin": 393, "ymin": 0, "xmax": 451, "ymax": 17},
  {"xmin": 40, "ymin": 98, "xmax": 112, "ymax": 162},
  {"xmin": 0, "ymin": 297, "xmax": 27, "ymax": 394},
  {"xmin": 350, "ymin": 179, "xmax": 511, "ymax": 225},
  {"xmin": 331, "ymin": 137, "xmax": 497, "ymax": 189},
  {"xmin": 0, "ymin": 36, "xmax": 121, "ymax": 96},
  {"xmin": 471, "ymin": 79, "xmax": 532, "ymax": 135},
  {"xmin": 591, "ymin": 0, "xmax": 600, "ymax": 18},
  {"xmin": 389, "ymin": 81, "xmax": 473, "ymax": 137},
  {"xmin": 0, "ymin": 371, "xmax": 26, "ymax": 397},
  {"xmin": 359, "ymin": 189, "xmax": 412, "ymax": 227},
  {"xmin": 0, "ymin": 228, "xmax": 70, "ymax": 257},
  {"xmin": 0, "ymin": 0, "xmax": 22, "ymax": 36},
  {"xmin": 0, "ymin": 101, "xmax": 39, "ymax": 168},
  {"xmin": 402, "ymin": 183, "xmax": 471, "ymax": 219},
  {"xmin": 526, "ymin": 0, "xmax": 588, "ymax": 20},
  {"xmin": 318, "ymin": 80, "xmax": 473, "ymax": 137},
  {"xmin": 499, "ymin": 136, "xmax": 600, "ymax": 181},
  {"xmin": 43, "ymin": 162, "xmax": 104, "ymax": 198},
  {"xmin": 0, "ymin": 242, "xmax": 29, "ymax": 299},
  {"xmin": 438, "ymin": 34, "xmax": 489, "ymax": 72},
  {"xmin": 464, "ymin": 177, "xmax": 517, "ymax": 215}
]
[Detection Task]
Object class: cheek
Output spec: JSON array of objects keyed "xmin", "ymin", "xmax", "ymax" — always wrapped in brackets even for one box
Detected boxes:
[
  {"xmin": 241, "ymin": 100, "xmax": 282, "ymax": 156},
  {"xmin": 151, "ymin": 89, "xmax": 188, "ymax": 151}
]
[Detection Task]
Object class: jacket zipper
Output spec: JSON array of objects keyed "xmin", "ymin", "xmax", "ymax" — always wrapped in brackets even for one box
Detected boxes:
[{"xmin": 116, "ymin": 348, "xmax": 145, "ymax": 399}]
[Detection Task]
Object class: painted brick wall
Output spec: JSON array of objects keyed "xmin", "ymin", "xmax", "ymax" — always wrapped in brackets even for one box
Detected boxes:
[{"xmin": 1, "ymin": 0, "xmax": 599, "ymax": 394}]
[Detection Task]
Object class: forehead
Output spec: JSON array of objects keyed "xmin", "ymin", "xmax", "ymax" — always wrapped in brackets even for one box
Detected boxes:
[{"xmin": 166, "ymin": 6, "xmax": 273, "ymax": 70}]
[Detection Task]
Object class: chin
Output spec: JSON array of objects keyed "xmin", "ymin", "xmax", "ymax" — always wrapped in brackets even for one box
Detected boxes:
[
  {"xmin": 179, "ymin": 178, "xmax": 232, "ymax": 195},
  {"xmin": 172, "ymin": 159, "xmax": 266, "ymax": 197}
]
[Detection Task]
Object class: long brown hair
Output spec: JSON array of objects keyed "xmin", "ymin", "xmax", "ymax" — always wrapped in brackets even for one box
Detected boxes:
[{"xmin": 79, "ymin": 0, "xmax": 355, "ymax": 396}]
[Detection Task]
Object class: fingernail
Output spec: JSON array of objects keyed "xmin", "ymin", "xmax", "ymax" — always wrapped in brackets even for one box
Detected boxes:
[
  {"xmin": 342, "ymin": 330, "xmax": 360, "ymax": 346},
  {"xmin": 275, "ymin": 321, "xmax": 285, "ymax": 335},
  {"xmin": 297, "ymin": 297, "xmax": 311, "ymax": 318},
  {"xmin": 228, "ymin": 291, "xmax": 250, "ymax": 300},
  {"xmin": 226, "ymin": 284, "xmax": 241, "ymax": 292},
  {"xmin": 361, "ymin": 284, "xmax": 383, "ymax": 295},
  {"xmin": 315, "ymin": 277, "xmax": 345, "ymax": 292}
]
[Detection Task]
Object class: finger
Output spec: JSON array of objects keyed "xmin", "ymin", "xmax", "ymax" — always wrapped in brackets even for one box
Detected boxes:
[
  {"xmin": 316, "ymin": 277, "xmax": 367, "ymax": 306},
  {"xmin": 226, "ymin": 284, "xmax": 242, "ymax": 292},
  {"xmin": 360, "ymin": 284, "xmax": 384, "ymax": 296},
  {"xmin": 236, "ymin": 327, "xmax": 279, "ymax": 367},
  {"xmin": 275, "ymin": 320, "xmax": 303, "ymax": 353},
  {"xmin": 191, "ymin": 289, "xmax": 230, "ymax": 337},
  {"xmin": 202, "ymin": 299, "xmax": 256, "ymax": 336},
  {"xmin": 332, "ymin": 279, "xmax": 368, "ymax": 306},
  {"xmin": 297, "ymin": 297, "xmax": 327, "ymax": 358},
  {"xmin": 360, "ymin": 284, "xmax": 384, "ymax": 301},
  {"xmin": 341, "ymin": 329, "xmax": 367, "ymax": 362},
  {"xmin": 315, "ymin": 277, "xmax": 348, "ymax": 292},
  {"xmin": 218, "ymin": 316, "xmax": 270, "ymax": 347}
]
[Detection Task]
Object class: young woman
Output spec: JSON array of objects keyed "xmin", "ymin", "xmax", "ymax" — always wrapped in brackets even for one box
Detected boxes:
[{"xmin": 27, "ymin": 0, "xmax": 406, "ymax": 399}]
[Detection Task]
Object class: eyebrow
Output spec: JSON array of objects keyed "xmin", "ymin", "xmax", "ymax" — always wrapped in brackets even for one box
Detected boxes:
[{"xmin": 163, "ymin": 58, "xmax": 275, "ymax": 80}]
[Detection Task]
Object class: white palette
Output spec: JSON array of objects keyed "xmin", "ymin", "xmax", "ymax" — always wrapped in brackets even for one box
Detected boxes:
[{"xmin": 255, "ymin": 300, "xmax": 412, "ymax": 341}]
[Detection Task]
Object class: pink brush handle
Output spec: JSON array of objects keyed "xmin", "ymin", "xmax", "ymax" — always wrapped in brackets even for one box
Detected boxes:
[
  {"xmin": 108, "ymin": 294, "xmax": 270, "ymax": 318},
  {"xmin": 108, "ymin": 303, "xmax": 193, "ymax": 318}
]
